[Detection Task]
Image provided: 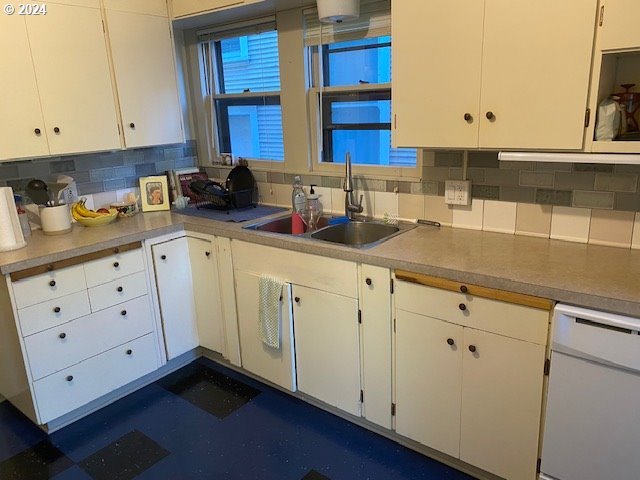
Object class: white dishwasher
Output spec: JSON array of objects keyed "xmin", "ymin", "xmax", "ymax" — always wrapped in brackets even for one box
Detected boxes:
[{"xmin": 540, "ymin": 304, "xmax": 640, "ymax": 480}]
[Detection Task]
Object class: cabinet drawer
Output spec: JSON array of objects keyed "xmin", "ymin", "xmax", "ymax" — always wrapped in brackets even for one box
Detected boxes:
[
  {"xmin": 18, "ymin": 290, "xmax": 91, "ymax": 337},
  {"xmin": 25, "ymin": 295, "xmax": 154, "ymax": 380},
  {"xmin": 395, "ymin": 280, "xmax": 549, "ymax": 345},
  {"xmin": 87, "ymin": 271, "xmax": 148, "ymax": 312},
  {"xmin": 84, "ymin": 248, "xmax": 144, "ymax": 288},
  {"xmin": 12, "ymin": 264, "xmax": 86, "ymax": 309},
  {"xmin": 33, "ymin": 333, "xmax": 159, "ymax": 424}
]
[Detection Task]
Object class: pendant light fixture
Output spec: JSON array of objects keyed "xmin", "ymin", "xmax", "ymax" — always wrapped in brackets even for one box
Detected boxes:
[{"xmin": 317, "ymin": 0, "xmax": 359, "ymax": 23}]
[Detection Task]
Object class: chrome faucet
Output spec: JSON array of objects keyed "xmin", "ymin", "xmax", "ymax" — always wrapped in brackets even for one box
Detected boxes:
[{"xmin": 344, "ymin": 152, "xmax": 363, "ymax": 220}]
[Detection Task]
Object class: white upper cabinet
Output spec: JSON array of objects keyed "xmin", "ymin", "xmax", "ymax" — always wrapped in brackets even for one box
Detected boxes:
[
  {"xmin": 598, "ymin": 0, "xmax": 640, "ymax": 50},
  {"xmin": 171, "ymin": 0, "xmax": 244, "ymax": 18},
  {"xmin": 26, "ymin": 3, "xmax": 121, "ymax": 155},
  {"xmin": 103, "ymin": 0, "xmax": 169, "ymax": 16},
  {"xmin": 392, "ymin": 0, "xmax": 598, "ymax": 151},
  {"xmin": 0, "ymin": 16, "xmax": 49, "ymax": 161},
  {"xmin": 105, "ymin": 6, "xmax": 184, "ymax": 148}
]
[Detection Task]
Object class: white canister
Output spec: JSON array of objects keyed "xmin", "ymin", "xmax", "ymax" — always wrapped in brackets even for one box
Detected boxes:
[{"xmin": 39, "ymin": 204, "xmax": 72, "ymax": 235}]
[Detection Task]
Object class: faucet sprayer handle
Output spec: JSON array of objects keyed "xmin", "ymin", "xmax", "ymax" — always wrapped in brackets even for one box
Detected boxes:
[{"xmin": 358, "ymin": 194, "xmax": 364, "ymax": 207}]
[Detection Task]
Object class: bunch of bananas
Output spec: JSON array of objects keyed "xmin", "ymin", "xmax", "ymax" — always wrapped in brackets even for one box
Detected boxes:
[{"xmin": 72, "ymin": 199, "xmax": 118, "ymax": 227}]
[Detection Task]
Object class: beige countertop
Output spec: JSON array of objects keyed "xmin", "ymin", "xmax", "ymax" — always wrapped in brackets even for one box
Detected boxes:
[{"xmin": 1, "ymin": 210, "xmax": 639, "ymax": 317}]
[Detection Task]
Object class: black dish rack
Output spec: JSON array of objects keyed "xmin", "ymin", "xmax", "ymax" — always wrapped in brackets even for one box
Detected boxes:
[{"xmin": 189, "ymin": 180, "xmax": 256, "ymax": 210}]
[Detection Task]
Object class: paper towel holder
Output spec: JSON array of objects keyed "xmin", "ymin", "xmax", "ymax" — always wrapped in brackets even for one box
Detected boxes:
[{"xmin": 317, "ymin": 0, "xmax": 359, "ymax": 23}]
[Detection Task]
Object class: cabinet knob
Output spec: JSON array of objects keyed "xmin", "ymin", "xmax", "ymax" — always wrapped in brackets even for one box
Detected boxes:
[
  {"xmin": 205, "ymin": 251, "xmax": 211, "ymax": 257},
  {"xmin": 49, "ymin": 280, "xmax": 56, "ymax": 287},
  {"xmin": 459, "ymin": 303, "xmax": 467, "ymax": 311},
  {"xmin": 34, "ymin": 128, "xmax": 41, "ymax": 135},
  {"xmin": 161, "ymin": 255, "xmax": 167, "ymax": 260},
  {"xmin": 59, "ymin": 332, "xmax": 66, "ymax": 339},
  {"xmin": 447, "ymin": 338, "xmax": 455, "ymax": 346},
  {"xmin": 117, "ymin": 286, "xmax": 123, "ymax": 293},
  {"xmin": 53, "ymin": 127, "xmax": 60, "ymax": 134},
  {"xmin": 53, "ymin": 307, "xmax": 61, "ymax": 313},
  {"xmin": 66, "ymin": 375, "xmax": 73, "ymax": 382},
  {"xmin": 460, "ymin": 285, "xmax": 468, "ymax": 294},
  {"xmin": 121, "ymin": 310, "xmax": 127, "ymax": 316},
  {"xmin": 463, "ymin": 113, "xmax": 473, "ymax": 123},
  {"xmin": 365, "ymin": 278, "xmax": 372, "ymax": 286},
  {"xmin": 485, "ymin": 111, "xmax": 496, "ymax": 121},
  {"xmin": 113, "ymin": 262, "xmax": 120, "ymax": 268},
  {"xmin": 468, "ymin": 345, "xmax": 477, "ymax": 353},
  {"xmin": 129, "ymin": 122, "xmax": 135, "ymax": 129},
  {"xmin": 126, "ymin": 349, "xmax": 133, "ymax": 355},
  {"xmin": 294, "ymin": 297, "xmax": 300, "ymax": 303}
]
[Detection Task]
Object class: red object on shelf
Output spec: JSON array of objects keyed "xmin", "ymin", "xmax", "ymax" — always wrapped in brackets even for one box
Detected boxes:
[{"xmin": 291, "ymin": 212, "xmax": 305, "ymax": 234}]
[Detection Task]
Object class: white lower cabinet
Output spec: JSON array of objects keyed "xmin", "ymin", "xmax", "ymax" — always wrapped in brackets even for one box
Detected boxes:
[
  {"xmin": 293, "ymin": 285, "xmax": 361, "ymax": 417},
  {"xmin": 235, "ymin": 270, "xmax": 296, "ymax": 392},
  {"xmin": 149, "ymin": 234, "xmax": 225, "ymax": 360},
  {"xmin": 394, "ymin": 274, "xmax": 549, "ymax": 480},
  {"xmin": 33, "ymin": 333, "xmax": 158, "ymax": 424}
]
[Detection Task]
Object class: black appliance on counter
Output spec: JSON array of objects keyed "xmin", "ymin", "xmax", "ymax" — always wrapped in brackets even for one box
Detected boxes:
[{"xmin": 189, "ymin": 166, "xmax": 257, "ymax": 210}]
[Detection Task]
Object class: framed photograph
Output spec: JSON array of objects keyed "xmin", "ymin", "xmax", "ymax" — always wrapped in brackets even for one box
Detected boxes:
[{"xmin": 139, "ymin": 176, "xmax": 170, "ymax": 212}]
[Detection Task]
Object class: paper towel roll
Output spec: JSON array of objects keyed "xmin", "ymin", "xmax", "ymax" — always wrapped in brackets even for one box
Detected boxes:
[{"xmin": 0, "ymin": 187, "xmax": 26, "ymax": 252}]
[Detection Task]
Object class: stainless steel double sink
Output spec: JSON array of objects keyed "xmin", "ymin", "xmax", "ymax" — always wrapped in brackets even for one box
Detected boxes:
[{"xmin": 244, "ymin": 214, "xmax": 412, "ymax": 248}]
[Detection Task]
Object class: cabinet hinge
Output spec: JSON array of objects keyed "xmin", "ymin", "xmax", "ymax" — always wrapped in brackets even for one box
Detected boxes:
[
  {"xmin": 393, "ymin": 317, "xmax": 396, "ymax": 333},
  {"xmin": 598, "ymin": 5, "xmax": 605, "ymax": 27},
  {"xmin": 102, "ymin": 19, "xmax": 105, "ymax": 33},
  {"xmin": 585, "ymin": 108, "xmax": 591, "ymax": 128},
  {"xmin": 393, "ymin": 114, "xmax": 397, "ymax": 130},
  {"xmin": 544, "ymin": 358, "xmax": 551, "ymax": 376},
  {"xmin": 390, "ymin": 278, "xmax": 394, "ymax": 294},
  {"xmin": 536, "ymin": 458, "xmax": 542, "ymax": 474},
  {"xmin": 391, "ymin": 403, "xmax": 396, "ymax": 416},
  {"xmin": 117, "ymin": 123, "xmax": 121, "ymax": 135},
  {"xmin": 360, "ymin": 390, "xmax": 364, "ymax": 403},
  {"xmin": 358, "ymin": 309, "xmax": 362, "ymax": 324}
]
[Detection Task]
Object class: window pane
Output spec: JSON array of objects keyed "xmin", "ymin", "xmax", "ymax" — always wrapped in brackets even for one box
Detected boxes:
[
  {"xmin": 325, "ymin": 37, "xmax": 391, "ymax": 87},
  {"xmin": 331, "ymin": 100, "xmax": 391, "ymax": 125},
  {"xmin": 330, "ymin": 130, "xmax": 415, "ymax": 167},
  {"xmin": 218, "ymin": 102, "xmax": 284, "ymax": 161},
  {"xmin": 218, "ymin": 30, "xmax": 280, "ymax": 93}
]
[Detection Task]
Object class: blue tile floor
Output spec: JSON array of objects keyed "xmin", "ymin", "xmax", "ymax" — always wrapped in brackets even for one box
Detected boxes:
[{"xmin": 0, "ymin": 358, "xmax": 477, "ymax": 480}]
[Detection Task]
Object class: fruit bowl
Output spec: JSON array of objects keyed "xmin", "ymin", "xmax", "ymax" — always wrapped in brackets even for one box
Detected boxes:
[{"xmin": 72, "ymin": 200, "xmax": 119, "ymax": 227}]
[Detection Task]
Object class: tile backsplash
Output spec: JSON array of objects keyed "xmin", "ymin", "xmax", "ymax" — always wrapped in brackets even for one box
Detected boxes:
[{"xmin": 0, "ymin": 141, "xmax": 197, "ymax": 197}]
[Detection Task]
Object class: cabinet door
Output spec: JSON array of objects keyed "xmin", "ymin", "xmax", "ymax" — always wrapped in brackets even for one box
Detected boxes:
[
  {"xmin": 599, "ymin": 0, "xmax": 640, "ymax": 50},
  {"xmin": 25, "ymin": 3, "xmax": 120, "ymax": 155},
  {"xmin": 479, "ymin": 0, "xmax": 597, "ymax": 150},
  {"xmin": 392, "ymin": 0, "xmax": 484, "ymax": 148},
  {"xmin": 360, "ymin": 265, "xmax": 392, "ymax": 429},
  {"xmin": 395, "ymin": 310, "xmax": 463, "ymax": 458},
  {"xmin": 171, "ymin": 0, "xmax": 243, "ymax": 18},
  {"xmin": 460, "ymin": 328, "xmax": 545, "ymax": 480},
  {"xmin": 0, "ymin": 15, "xmax": 49, "ymax": 160},
  {"xmin": 188, "ymin": 237, "xmax": 224, "ymax": 354},
  {"xmin": 293, "ymin": 285, "xmax": 361, "ymax": 416},
  {"xmin": 105, "ymin": 9, "xmax": 184, "ymax": 148},
  {"xmin": 103, "ymin": 0, "xmax": 168, "ymax": 16},
  {"xmin": 152, "ymin": 237, "xmax": 198, "ymax": 360},
  {"xmin": 235, "ymin": 270, "xmax": 296, "ymax": 391}
]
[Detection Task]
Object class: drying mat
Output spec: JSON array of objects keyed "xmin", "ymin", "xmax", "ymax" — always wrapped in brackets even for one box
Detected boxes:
[{"xmin": 176, "ymin": 204, "xmax": 287, "ymax": 223}]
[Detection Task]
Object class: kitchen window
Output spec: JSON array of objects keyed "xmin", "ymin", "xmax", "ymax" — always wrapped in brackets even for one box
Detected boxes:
[
  {"xmin": 199, "ymin": 23, "xmax": 284, "ymax": 162},
  {"xmin": 305, "ymin": 1, "xmax": 420, "ymax": 176}
]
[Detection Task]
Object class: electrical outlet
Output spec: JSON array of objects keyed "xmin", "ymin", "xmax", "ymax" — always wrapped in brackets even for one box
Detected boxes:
[{"xmin": 445, "ymin": 180, "xmax": 471, "ymax": 206}]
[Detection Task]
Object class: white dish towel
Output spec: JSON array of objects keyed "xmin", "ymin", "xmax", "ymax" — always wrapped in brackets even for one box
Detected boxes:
[{"xmin": 258, "ymin": 275, "xmax": 285, "ymax": 349}]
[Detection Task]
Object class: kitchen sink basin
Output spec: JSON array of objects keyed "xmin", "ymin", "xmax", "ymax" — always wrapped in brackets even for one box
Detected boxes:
[
  {"xmin": 244, "ymin": 214, "xmax": 331, "ymax": 234},
  {"xmin": 310, "ymin": 221, "xmax": 402, "ymax": 247}
]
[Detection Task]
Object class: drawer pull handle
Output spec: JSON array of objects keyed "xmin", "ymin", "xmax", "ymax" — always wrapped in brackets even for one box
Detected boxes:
[
  {"xmin": 121, "ymin": 310, "xmax": 127, "ymax": 316},
  {"xmin": 161, "ymin": 255, "xmax": 167, "ymax": 260},
  {"xmin": 460, "ymin": 285, "xmax": 468, "ymax": 293},
  {"xmin": 294, "ymin": 297, "xmax": 300, "ymax": 303},
  {"xmin": 34, "ymin": 128, "xmax": 41, "ymax": 135},
  {"xmin": 66, "ymin": 375, "xmax": 73, "ymax": 382},
  {"xmin": 468, "ymin": 345, "xmax": 477, "ymax": 353},
  {"xmin": 113, "ymin": 262, "xmax": 120, "ymax": 268},
  {"xmin": 49, "ymin": 280, "xmax": 56, "ymax": 287},
  {"xmin": 117, "ymin": 286, "xmax": 123, "ymax": 292},
  {"xmin": 53, "ymin": 307, "xmax": 61, "ymax": 313},
  {"xmin": 463, "ymin": 113, "xmax": 473, "ymax": 123},
  {"xmin": 59, "ymin": 332, "xmax": 66, "ymax": 339},
  {"xmin": 486, "ymin": 111, "xmax": 496, "ymax": 121},
  {"xmin": 365, "ymin": 278, "xmax": 372, "ymax": 286},
  {"xmin": 205, "ymin": 251, "xmax": 211, "ymax": 257},
  {"xmin": 54, "ymin": 127, "xmax": 60, "ymax": 134},
  {"xmin": 459, "ymin": 303, "xmax": 467, "ymax": 311},
  {"xmin": 126, "ymin": 349, "xmax": 133, "ymax": 355},
  {"xmin": 447, "ymin": 338, "xmax": 455, "ymax": 346}
]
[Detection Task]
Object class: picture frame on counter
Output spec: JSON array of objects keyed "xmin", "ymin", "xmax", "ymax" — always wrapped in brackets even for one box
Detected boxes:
[{"xmin": 139, "ymin": 176, "xmax": 170, "ymax": 212}]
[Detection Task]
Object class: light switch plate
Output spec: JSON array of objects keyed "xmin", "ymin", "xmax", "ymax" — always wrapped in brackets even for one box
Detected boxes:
[{"xmin": 445, "ymin": 180, "xmax": 471, "ymax": 206}]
